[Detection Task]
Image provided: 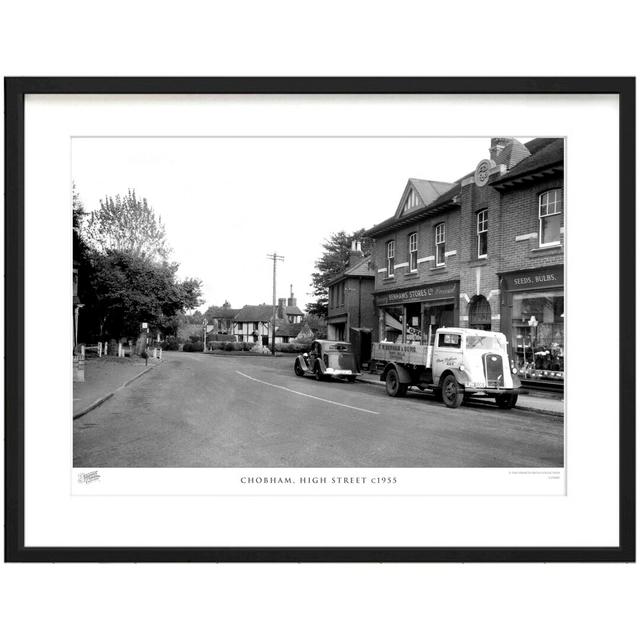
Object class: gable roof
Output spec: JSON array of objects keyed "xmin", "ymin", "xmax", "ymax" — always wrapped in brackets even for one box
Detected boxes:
[
  {"xmin": 286, "ymin": 305, "xmax": 304, "ymax": 317},
  {"xmin": 494, "ymin": 138, "xmax": 531, "ymax": 170},
  {"xmin": 365, "ymin": 137, "xmax": 563, "ymax": 238},
  {"xmin": 233, "ymin": 305, "xmax": 274, "ymax": 322},
  {"xmin": 208, "ymin": 305, "xmax": 239, "ymax": 319},
  {"xmin": 366, "ymin": 181, "xmax": 461, "ymax": 238},
  {"xmin": 491, "ymin": 138, "xmax": 563, "ymax": 186},
  {"xmin": 395, "ymin": 178, "xmax": 454, "ymax": 218},
  {"xmin": 276, "ymin": 323, "xmax": 304, "ymax": 338},
  {"xmin": 328, "ymin": 255, "xmax": 376, "ymax": 285}
]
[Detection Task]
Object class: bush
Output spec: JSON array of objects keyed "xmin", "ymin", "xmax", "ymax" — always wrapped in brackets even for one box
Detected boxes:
[
  {"xmin": 188, "ymin": 334, "xmax": 203, "ymax": 344},
  {"xmin": 183, "ymin": 341, "xmax": 203, "ymax": 352},
  {"xmin": 161, "ymin": 336, "xmax": 180, "ymax": 351},
  {"xmin": 208, "ymin": 334, "xmax": 237, "ymax": 342}
]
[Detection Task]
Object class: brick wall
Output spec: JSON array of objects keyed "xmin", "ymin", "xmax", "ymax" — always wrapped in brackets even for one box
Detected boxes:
[
  {"xmin": 372, "ymin": 207, "xmax": 462, "ymax": 292},
  {"xmin": 497, "ymin": 176, "xmax": 564, "ymax": 275},
  {"xmin": 369, "ymin": 172, "xmax": 564, "ymax": 335}
]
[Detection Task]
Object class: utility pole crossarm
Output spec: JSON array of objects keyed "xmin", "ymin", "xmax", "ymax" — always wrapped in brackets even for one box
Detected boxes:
[{"xmin": 266, "ymin": 253, "xmax": 285, "ymax": 355}]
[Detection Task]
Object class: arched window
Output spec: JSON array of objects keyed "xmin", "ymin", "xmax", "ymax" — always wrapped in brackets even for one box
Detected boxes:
[{"xmin": 469, "ymin": 295, "xmax": 492, "ymax": 330}]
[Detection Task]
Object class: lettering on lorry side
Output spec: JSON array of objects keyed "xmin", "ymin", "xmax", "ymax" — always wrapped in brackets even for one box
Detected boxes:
[{"xmin": 376, "ymin": 343, "xmax": 418, "ymax": 353}]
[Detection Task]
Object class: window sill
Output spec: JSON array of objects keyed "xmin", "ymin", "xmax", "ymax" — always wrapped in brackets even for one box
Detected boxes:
[
  {"xmin": 382, "ymin": 277, "xmax": 396, "ymax": 283},
  {"xmin": 530, "ymin": 244, "xmax": 563, "ymax": 254},
  {"xmin": 430, "ymin": 265, "xmax": 447, "ymax": 271},
  {"xmin": 404, "ymin": 272, "xmax": 420, "ymax": 280}
]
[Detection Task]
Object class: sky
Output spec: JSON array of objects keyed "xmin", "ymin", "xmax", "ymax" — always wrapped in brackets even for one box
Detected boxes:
[{"xmin": 72, "ymin": 136, "xmax": 516, "ymax": 312}]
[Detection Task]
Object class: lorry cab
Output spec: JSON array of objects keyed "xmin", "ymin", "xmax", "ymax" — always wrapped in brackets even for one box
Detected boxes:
[{"xmin": 432, "ymin": 328, "xmax": 512, "ymax": 387}]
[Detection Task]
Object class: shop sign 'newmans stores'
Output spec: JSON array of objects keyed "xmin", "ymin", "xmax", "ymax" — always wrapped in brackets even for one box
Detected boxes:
[{"xmin": 376, "ymin": 281, "xmax": 459, "ymax": 306}]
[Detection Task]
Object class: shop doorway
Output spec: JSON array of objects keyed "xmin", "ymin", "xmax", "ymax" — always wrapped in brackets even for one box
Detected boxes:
[
  {"xmin": 423, "ymin": 303, "xmax": 454, "ymax": 344},
  {"xmin": 329, "ymin": 322, "xmax": 346, "ymax": 341},
  {"xmin": 404, "ymin": 302, "xmax": 422, "ymax": 342},
  {"xmin": 468, "ymin": 295, "xmax": 492, "ymax": 331}
]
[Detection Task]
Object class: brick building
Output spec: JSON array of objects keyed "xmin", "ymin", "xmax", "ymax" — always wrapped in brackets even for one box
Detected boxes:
[
  {"xmin": 326, "ymin": 241, "xmax": 376, "ymax": 341},
  {"xmin": 365, "ymin": 137, "xmax": 564, "ymax": 383}
]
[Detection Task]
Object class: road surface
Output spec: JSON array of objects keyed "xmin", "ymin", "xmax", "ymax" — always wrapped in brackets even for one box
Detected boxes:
[{"xmin": 73, "ymin": 351, "xmax": 564, "ymax": 467}]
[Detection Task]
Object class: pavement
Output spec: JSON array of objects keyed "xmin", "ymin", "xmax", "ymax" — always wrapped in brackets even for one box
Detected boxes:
[
  {"xmin": 74, "ymin": 351, "xmax": 564, "ymax": 468},
  {"xmin": 357, "ymin": 371, "xmax": 564, "ymax": 416},
  {"xmin": 73, "ymin": 356, "xmax": 161, "ymax": 418}
]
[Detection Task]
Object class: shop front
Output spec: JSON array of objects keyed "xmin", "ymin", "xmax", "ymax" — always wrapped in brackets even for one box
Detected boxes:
[
  {"xmin": 499, "ymin": 265, "xmax": 564, "ymax": 384},
  {"xmin": 327, "ymin": 314, "xmax": 347, "ymax": 341},
  {"xmin": 375, "ymin": 281, "xmax": 459, "ymax": 345}
]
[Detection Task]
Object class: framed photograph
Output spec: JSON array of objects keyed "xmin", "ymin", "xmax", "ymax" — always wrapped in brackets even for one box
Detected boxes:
[{"xmin": 5, "ymin": 77, "xmax": 635, "ymax": 562}]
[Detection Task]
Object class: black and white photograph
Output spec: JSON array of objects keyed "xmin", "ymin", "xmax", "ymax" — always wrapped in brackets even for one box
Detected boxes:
[
  {"xmin": 6, "ymin": 78, "xmax": 632, "ymax": 563},
  {"xmin": 71, "ymin": 135, "xmax": 565, "ymax": 471},
  {"xmin": 1, "ymin": 3, "xmax": 638, "ymax": 638}
]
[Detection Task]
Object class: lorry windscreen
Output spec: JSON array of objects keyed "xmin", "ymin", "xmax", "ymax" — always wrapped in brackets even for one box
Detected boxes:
[{"xmin": 466, "ymin": 335, "xmax": 501, "ymax": 350}]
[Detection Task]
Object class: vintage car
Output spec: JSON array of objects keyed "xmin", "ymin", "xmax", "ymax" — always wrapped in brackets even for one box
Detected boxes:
[{"xmin": 294, "ymin": 340, "xmax": 360, "ymax": 382}]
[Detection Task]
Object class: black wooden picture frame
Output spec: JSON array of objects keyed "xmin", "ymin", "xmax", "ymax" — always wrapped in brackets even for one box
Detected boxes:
[{"xmin": 4, "ymin": 77, "xmax": 635, "ymax": 562}]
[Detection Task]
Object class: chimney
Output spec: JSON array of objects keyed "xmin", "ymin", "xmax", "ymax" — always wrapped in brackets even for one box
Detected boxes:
[
  {"xmin": 348, "ymin": 239, "xmax": 364, "ymax": 267},
  {"xmin": 277, "ymin": 298, "xmax": 287, "ymax": 320},
  {"xmin": 489, "ymin": 137, "xmax": 513, "ymax": 163},
  {"xmin": 287, "ymin": 285, "xmax": 296, "ymax": 308}
]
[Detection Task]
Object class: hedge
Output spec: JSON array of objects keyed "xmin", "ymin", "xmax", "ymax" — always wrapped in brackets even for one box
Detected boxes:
[
  {"xmin": 204, "ymin": 341, "xmax": 313, "ymax": 354},
  {"xmin": 161, "ymin": 336, "xmax": 180, "ymax": 351},
  {"xmin": 274, "ymin": 342, "xmax": 312, "ymax": 353},
  {"xmin": 208, "ymin": 334, "xmax": 237, "ymax": 342},
  {"xmin": 183, "ymin": 341, "xmax": 204, "ymax": 352}
]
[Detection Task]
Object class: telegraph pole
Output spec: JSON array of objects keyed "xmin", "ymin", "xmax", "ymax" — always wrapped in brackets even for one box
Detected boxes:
[{"xmin": 266, "ymin": 252, "xmax": 285, "ymax": 355}]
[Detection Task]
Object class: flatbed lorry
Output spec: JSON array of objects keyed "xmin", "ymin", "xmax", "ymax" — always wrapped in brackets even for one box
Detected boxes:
[{"xmin": 371, "ymin": 327, "xmax": 521, "ymax": 409}]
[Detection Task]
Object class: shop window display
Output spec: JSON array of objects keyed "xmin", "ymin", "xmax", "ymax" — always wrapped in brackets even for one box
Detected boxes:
[{"xmin": 511, "ymin": 291, "xmax": 564, "ymax": 380}]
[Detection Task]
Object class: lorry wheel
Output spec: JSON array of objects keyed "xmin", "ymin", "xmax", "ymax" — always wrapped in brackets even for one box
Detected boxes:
[
  {"xmin": 385, "ymin": 369, "xmax": 408, "ymax": 397},
  {"xmin": 496, "ymin": 394, "xmax": 517, "ymax": 409},
  {"xmin": 294, "ymin": 360, "xmax": 305, "ymax": 377},
  {"xmin": 441, "ymin": 374, "xmax": 463, "ymax": 408}
]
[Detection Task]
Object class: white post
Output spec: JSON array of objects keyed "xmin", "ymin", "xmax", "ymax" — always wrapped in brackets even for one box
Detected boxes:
[
  {"xmin": 153, "ymin": 347, "xmax": 157, "ymax": 359},
  {"xmin": 159, "ymin": 348, "xmax": 163, "ymax": 360},
  {"xmin": 98, "ymin": 342, "xmax": 102, "ymax": 357},
  {"xmin": 80, "ymin": 345, "xmax": 85, "ymax": 358}
]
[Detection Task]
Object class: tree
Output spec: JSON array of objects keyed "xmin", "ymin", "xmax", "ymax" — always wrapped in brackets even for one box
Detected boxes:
[
  {"xmin": 80, "ymin": 249, "xmax": 202, "ymax": 340},
  {"xmin": 306, "ymin": 229, "xmax": 372, "ymax": 317},
  {"xmin": 80, "ymin": 189, "xmax": 170, "ymax": 262}
]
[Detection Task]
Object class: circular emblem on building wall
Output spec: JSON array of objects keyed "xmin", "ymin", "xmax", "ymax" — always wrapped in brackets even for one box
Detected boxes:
[{"xmin": 474, "ymin": 158, "xmax": 494, "ymax": 187}]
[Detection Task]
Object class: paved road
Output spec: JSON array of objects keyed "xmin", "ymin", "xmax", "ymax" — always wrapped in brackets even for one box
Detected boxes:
[{"xmin": 73, "ymin": 352, "xmax": 564, "ymax": 468}]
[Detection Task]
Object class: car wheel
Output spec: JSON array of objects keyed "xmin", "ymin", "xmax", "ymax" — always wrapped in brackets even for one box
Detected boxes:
[
  {"xmin": 314, "ymin": 364, "xmax": 324, "ymax": 381},
  {"xmin": 347, "ymin": 376, "xmax": 357, "ymax": 383},
  {"xmin": 385, "ymin": 368, "xmax": 408, "ymax": 397},
  {"xmin": 294, "ymin": 360, "xmax": 305, "ymax": 377},
  {"xmin": 496, "ymin": 394, "xmax": 518, "ymax": 409},
  {"xmin": 441, "ymin": 374, "xmax": 463, "ymax": 408}
]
